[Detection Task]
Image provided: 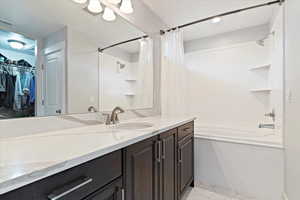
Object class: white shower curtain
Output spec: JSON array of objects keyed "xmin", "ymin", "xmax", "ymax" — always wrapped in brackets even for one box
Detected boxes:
[
  {"xmin": 161, "ymin": 29, "xmax": 188, "ymax": 116},
  {"xmin": 135, "ymin": 37, "xmax": 154, "ymax": 108}
]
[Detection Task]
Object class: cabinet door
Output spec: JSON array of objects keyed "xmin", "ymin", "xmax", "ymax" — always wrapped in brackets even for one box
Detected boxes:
[
  {"xmin": 85, "ymin": 178, "xmax": 123, "ymax": 200},
  {"xmin": 124, "ymin": 136, "xmax": 159, "ymax": 200},
  {"xmin": 160, "ymin": 129, "xmax": 177, "ymax": 200},
  {"xmin": 178, "ymin": 135, "xmax": 194, "ymax": 196}
]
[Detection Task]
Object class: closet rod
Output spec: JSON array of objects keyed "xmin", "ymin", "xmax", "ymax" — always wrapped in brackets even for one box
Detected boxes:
[
  {"xmin": 98, "ymin": 35, "xmax": 148, "ymax": 52},
  {"xmin": 160, "ymin": 0, "xmax": 284, "ymax": 34}
]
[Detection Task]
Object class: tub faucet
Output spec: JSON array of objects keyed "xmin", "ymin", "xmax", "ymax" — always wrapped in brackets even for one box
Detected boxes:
[
  {"xmin": 265, "ymin": 109, "xmax": 275, "ymax": 122},
  {"xmin": 259, "ymin": 123, "xmax": 275, "ymax": 129}
]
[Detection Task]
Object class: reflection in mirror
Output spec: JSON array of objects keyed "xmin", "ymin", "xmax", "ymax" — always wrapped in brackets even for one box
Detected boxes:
[
  {"xmin": 0, "ymin": 0, "xmax": 150, "ymax": 120},
  {"xmin": 100, "ymin": 37, "xmax": 154, "ymax": 111}
]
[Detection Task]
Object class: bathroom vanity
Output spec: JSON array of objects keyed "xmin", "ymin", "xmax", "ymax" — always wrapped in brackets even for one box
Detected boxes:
[{"xmin": 0, "ymin": 118, "xmax": 194, "ymax": 200}]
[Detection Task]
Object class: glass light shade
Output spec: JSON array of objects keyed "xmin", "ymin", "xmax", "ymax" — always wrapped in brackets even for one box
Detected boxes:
[
  {"xmin": 88, "ymin": 0, "xmax": 103, "ymax": 13},
  {"xmin": 107, "ymin": 0, "xmax": 121, "ymax": 5},
  {"xmin": 211, "ymin": 17, "xmax": 221, "ymax": 23},
  {"xmin": 120, "ymin": 0, "xmax": 133, "ymax": 14},
  {"xmin": 72, "ymin": 0, "xmax": 88, "ymax": 4},
  {"xmin": 103, "ymin": 7, "xmax": 116, "ymax": 21},
  {"xmin": 8, "ymin": 40, "xmax": 25, "ymax": 50}
]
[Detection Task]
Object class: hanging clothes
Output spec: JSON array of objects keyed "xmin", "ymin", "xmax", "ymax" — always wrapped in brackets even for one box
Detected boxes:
[
  {"xmin": 14, "ymin": 71, "xmax": 32, "ymax": 110},
  {"xmin": 29, "ymin": 76, "xmax": 35, "ymax": 104},
  {"xmin": 0, "ymin": 72, "xmax": 6, "ymax": 92},
  {"xmin": 4, "ymin": 74, "xmax": 16, "ymax": 109}
]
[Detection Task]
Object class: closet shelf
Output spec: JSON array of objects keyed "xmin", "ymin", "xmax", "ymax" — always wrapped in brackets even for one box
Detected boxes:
[
  {"xmin": 249, "ymin": 64, "xmax": 271, "ymax": 71},
  {"xmin": 250, "ymin": 88, "xmax": 272, "ymax": 93}
]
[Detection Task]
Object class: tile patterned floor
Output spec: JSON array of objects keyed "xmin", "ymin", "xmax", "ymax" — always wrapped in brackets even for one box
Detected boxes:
[{"xmin": 182, "ymin": 187, "xmax": 245, "ymax": 200}]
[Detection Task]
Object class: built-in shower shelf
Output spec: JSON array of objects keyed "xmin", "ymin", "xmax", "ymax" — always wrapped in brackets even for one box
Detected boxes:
[
  {"xmin": 250, "ymin": 88, "xmax": 272, "ymax": 93},
  {"xmin": 125, "ymin": 93, "xmax": 136, "ymax": 96},
  {"xmin": 125, "ymin": 79, "xmax": 137, "ymax": 81},
  {"xmin": 249, "ymin": 64, "xmax": 271, "ymax": 71}
]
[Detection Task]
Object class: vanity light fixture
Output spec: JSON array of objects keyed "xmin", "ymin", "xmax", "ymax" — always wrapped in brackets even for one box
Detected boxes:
[
  {"xmin": 71, "ymin": 0, "xmax": 134, "ymax": 22},
  {"xmin": 120, "ymin": 0, "xmax": 133, "ymax": 14},
  {"xmin": 103, "ymin": 7, "xmax": 116, "ymax": 21},
  {"xmin": 211, "ymin": 17, "xmax": 222, "ymax": 23},
  {"xmin": 107, "ymin": 0, "xmax": 122, "ymax": 5},
  {"xmin": 72, "ymin": 0, "xmax": 88, "ymax": 4},
  {"xmin": 87, "ymin": 0, "xmax": 103, "ymax": 13},
  {"xmin": 8, "ymin": 40, "xmax": 25, "ymax": 50}
]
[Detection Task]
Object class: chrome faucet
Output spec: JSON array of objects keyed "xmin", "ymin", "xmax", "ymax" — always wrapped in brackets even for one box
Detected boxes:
[
  {"xmin": 88, "ymin": 106, "xmax": 97, "ymax": 113},
  {"xmin": 110, "ymin": 106, "xmax": 125, "ymax": 124},
  {"xmin": 102, "ymin": 106, "xmax": 125, "ymax": 125}
]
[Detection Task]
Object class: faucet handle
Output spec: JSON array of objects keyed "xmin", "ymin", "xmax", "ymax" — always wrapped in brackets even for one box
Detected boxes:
[{"xmin": 102, "ymin": 113, "xmax": 111, "ymax": 125}]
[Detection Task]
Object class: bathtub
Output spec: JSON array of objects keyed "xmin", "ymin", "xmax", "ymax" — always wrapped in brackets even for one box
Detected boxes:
[
  {"xmin": 194, "ymin": 125, "xmax": 283, "ymax": 148},
  {"xmin": 194, "ymin": 124, "xmax": 284, "ymax": 200}
]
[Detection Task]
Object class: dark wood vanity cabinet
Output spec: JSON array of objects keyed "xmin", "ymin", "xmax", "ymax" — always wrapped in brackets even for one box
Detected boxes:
[
  {"xmin": 178, "ymin": 135, "xmax": 194, "ymax": 197},
  {"xmin": 1, "ymin": 150, "xmax": 123, "ymax": 200},
  {"xmin": 159, "ymin": 129, "xmax": 178, "ymax": 200},
  {"xmin": 178, "ymin": 122, "xmax": 194, "ymax": 198},
  {"xmin": 1, "ymin": 121, "xmax": 194, "ymax": 200},
  {"xmin": 124, "ymin": 136, "xmax": 159, "ymax": 200},
  {"xmin": 124, "ymin": 122, "xmax": 194, "ymax": 200},
  {"xmin": 84, "ymin": 178, "xmax": 123, "ymax": 200}
]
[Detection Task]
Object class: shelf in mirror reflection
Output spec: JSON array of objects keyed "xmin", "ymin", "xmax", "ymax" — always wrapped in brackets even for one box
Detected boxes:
[
  {"xmin": 250, "ymin": 88, "xmax": 272, "ymax": 93},
  {"xmin": 249, "ymin": 64, "xmax": 271, "ymax": 71}
]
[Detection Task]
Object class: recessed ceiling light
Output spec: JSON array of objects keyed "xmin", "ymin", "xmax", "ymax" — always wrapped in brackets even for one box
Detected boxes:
[
  {"xmin": 120, "ymin": 0, "xmax": 133, "ymax": 14},
  {"xmin": 8, "ymin": 40, "xmax": 25, "ymax": 50},
  {"xmin": 103, "ymin": 7, "xmax": 116, "ymax": 21},
  {"xmin": 72, "ymin": 0, "xmax": 88, "ymax": 4},
  {"xmin": 211, "ymin": 17, "xmax": 221, "ymax": 24},
  {"xmin": 88, "ymin": 0, "xmax": 103, "ymax": 13}
]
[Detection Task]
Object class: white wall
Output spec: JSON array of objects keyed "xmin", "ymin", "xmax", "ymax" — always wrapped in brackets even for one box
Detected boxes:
[
  {"xmin": 66, "ymin": 28, "xmax": 99, "ymax": 114},
  {"xmin": 195, "ymin": 138, "xmax": 284, "ymax": 200},
  {"xmin": 0, "ymin": 48, "xmax": 35, "ymax": 66},
  {"xmin": 269, "ymin": 7, "xmax": 284, "ymax": 136},
  {"xmin": 184, "ymin": 24, "xmax": 270, "ymax": 54},
  {"xmin": 185, "ymin": 41, "xmax": 272, "ymax": 130},
  {"xmin": 284, "ymin": 1, "xmax": 300, "ymax": 199}
]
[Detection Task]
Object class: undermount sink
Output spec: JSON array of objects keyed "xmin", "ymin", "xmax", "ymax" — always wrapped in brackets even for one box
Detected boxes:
[{"xmin": 116, "ymin": 122, "xmax": 154, "ymax": 130}]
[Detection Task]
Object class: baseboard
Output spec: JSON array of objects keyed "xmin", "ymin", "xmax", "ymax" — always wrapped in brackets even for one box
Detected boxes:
[{"xmin": 282, "ymin": 192, "xmax": 289, "ymax": 200}]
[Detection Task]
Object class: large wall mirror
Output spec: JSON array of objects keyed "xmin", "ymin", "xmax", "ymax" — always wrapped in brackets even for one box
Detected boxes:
[{"xmin": 0, "ymin": 0, "xmax": 153, "ymax": 120}]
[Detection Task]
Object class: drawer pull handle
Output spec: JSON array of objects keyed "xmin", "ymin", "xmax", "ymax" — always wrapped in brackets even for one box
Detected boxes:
[
  {"xmin": 121, "ymin": 188, "xmax": 125, "ymax": 200},
  {"xmin": 183, "ymin": 127, "xmax": 190, "ymax": 132},
  {"xmin": 179, "ymin": 149, "xmax": 183, "ymax": 163},
  {"xmin": 156, "ymin": 141, "xmax": 162, "ymax": 163},
  {"xmin": 48, "ymin": 177, "xmax": 93, "ymax": 200},
  {"xmin": 162, "ymin": 140, "xmax": 166, "ymax": 160}
]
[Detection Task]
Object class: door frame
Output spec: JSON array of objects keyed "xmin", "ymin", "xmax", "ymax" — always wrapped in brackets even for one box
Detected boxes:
[{"xmin": 36, "ymin": 41, "xmax": 66, "ymax": 116}]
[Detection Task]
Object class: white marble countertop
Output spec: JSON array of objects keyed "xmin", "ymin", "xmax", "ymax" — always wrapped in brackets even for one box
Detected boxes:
[{"xmin": 0, "ymin": 116, "xmax": 196, "ymax": 195}]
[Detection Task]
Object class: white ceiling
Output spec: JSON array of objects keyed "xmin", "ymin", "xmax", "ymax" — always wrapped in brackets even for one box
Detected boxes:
[
  {"xmin": 141, "ymin": 0, "xmax": 280, "ymax": 41},
  {"xmin": 0, "ymin": 0, "xmax": 144, "ymax": 53}
]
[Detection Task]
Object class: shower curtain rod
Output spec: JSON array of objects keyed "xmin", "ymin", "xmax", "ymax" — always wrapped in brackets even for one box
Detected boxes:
[
  {"xmin": 160, "ymin": 0, "xmax": 284, "ymax": 34},
  {"xmin": 98, "ymin": 35, "xmax": 148, "ymax": 52},
  {"xmin": 98, "ymin": 0, "xmax": 283, "ymax": 52}
]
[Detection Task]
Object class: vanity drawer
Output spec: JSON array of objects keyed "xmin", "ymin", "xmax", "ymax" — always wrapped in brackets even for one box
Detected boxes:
[
  {"xmin": 178, "ymin": 122, "xmax": 194, "ymax": 141},
  {"xmin": 35, "ymin": 150, "xmax": 122, "ymax": 200}
]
